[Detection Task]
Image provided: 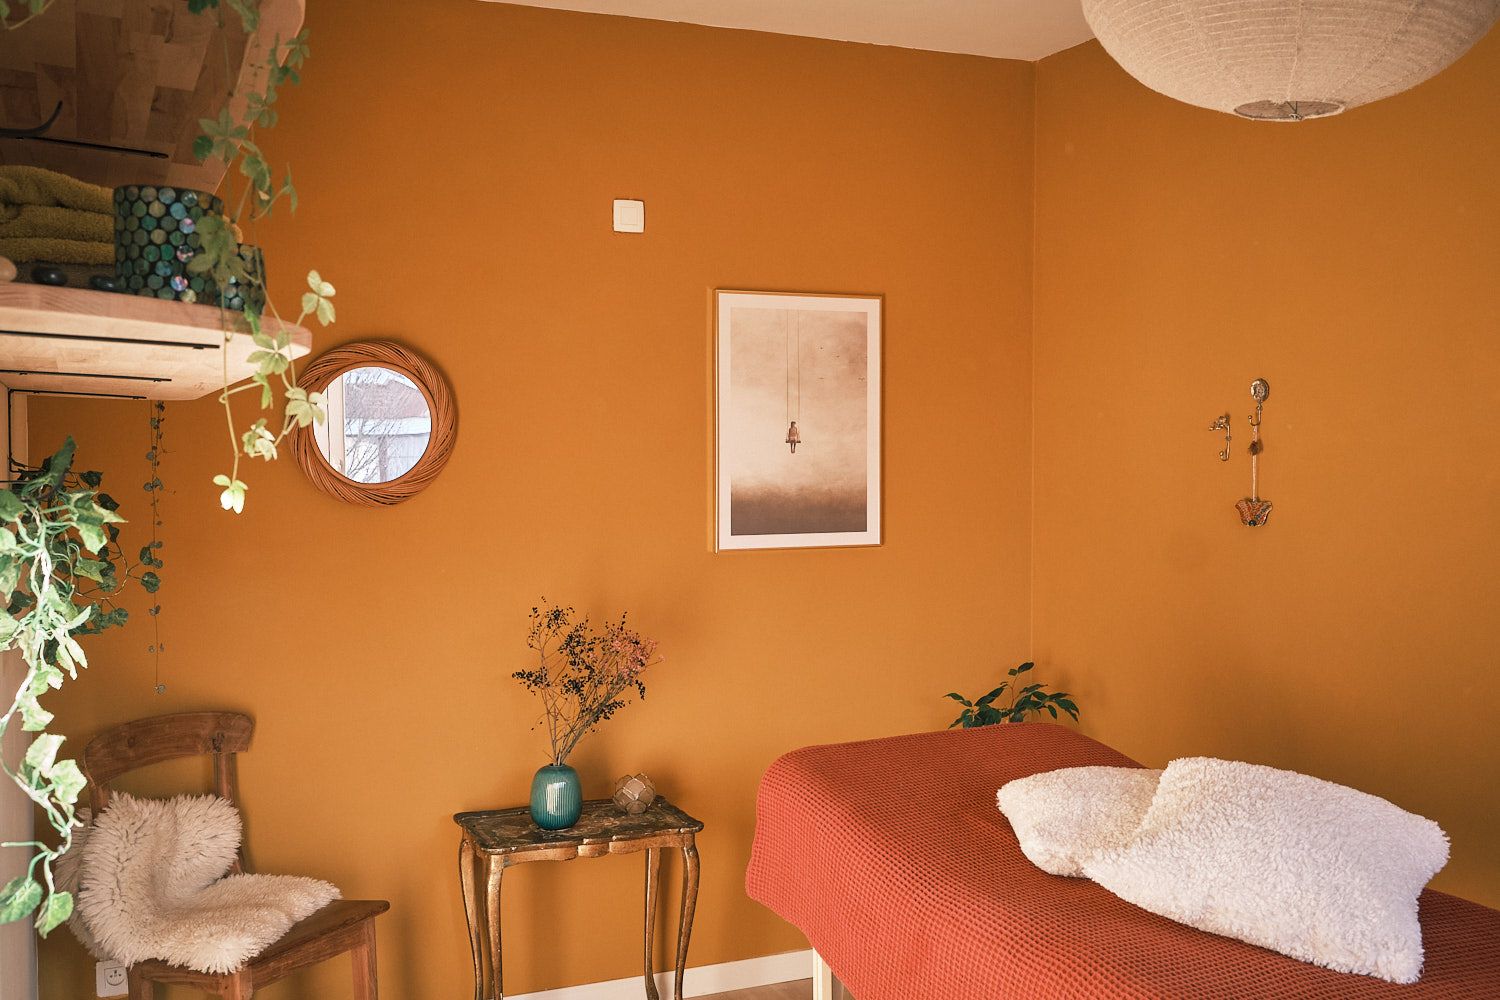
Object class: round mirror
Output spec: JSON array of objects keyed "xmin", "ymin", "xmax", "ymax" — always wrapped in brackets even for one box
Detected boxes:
[
  {"xmin": 291, "ymin": 342, "xmax": 456, "ymax": 505},
  {"xmin": 312, "ymin": 366, "xmax": 431, "ymax": 484}
]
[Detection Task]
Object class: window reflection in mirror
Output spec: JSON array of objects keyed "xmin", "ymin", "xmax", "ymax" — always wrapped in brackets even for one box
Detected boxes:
[{"xmin": 312, "ymin": 366, "xmax": 432, "ymax": 484}]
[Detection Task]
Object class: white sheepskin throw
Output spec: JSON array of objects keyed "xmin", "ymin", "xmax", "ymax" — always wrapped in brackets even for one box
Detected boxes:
[
  {"xmin": 997, "ymin": 766, "xmax": 1162, "ymax": 876},
  {"xmin": 1082, "ymin": 758, "xmax": 1449, "ymax": 984},
  {"xmin": 53, "ymin": 808, "xmax": 113, "ymax": 961},
  {"xmin": 76, "ymin": 793, "xmax": 339, "ymax": 975}
]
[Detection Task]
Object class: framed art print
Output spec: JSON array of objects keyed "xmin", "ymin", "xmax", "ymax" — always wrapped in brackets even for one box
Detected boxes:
[{"xmin": 715, "ymin": 290, "xmax": 882, "ymax": 551}]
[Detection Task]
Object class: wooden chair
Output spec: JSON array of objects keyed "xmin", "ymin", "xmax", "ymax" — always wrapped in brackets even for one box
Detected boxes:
[{"xmin": 80, "ymin": 711, "xmax": 389, "ymax": 1000}]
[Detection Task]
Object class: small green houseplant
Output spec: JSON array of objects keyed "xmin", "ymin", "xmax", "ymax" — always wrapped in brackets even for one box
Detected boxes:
[
  {"xmin": 945, "ymin": 662, "xmax": 1079, "ymax": 728},
  {"xmin": 511, "ymin": 603, "xmax": 662, "ymax": 830},
  {"xmin": 0, "ymin": 440, "xmax": 146, "ymax": 933}
]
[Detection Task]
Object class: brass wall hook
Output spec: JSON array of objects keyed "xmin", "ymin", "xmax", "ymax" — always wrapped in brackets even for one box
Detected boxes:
[
  {"xmin": 1238, "ymin": 378, "xmax": 1272, "ymax": 526},
  {"xmin": 1208, "ymin": 413, "xmax": 1232, "ymax": 461}
]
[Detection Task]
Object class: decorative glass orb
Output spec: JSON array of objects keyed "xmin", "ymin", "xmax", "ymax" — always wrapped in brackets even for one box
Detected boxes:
[{"xmin": 612, "ymin": 774, "xmax": 657, "ymax": 815}]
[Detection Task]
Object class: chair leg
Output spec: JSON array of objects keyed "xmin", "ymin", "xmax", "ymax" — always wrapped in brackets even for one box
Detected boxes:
[
  {"xmin": 352, "ymin": 918, "xmax": 379, "ymax": 1000},
  {"xmin": 126, "ymin": 968, "xmax": 155, "ymax": 1000}
]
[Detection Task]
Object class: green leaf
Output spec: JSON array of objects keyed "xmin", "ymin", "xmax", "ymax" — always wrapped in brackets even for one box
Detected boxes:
[
  {"xmin": 18, "ymin": 694, "xmax": 53, "ymax": 732},
  {"xmin": 23, "ymin": 733, "xmax": 63, "ymax": 776},
  {"xmin": 0, "ymin": 876, "xmax": 42, "ymax": 924},
  {"xmin": 141, "ymin": 572, "xmax": 161, "ymax": 594},
  {"xmin": 75, "ymin": 521, "xmax": 108, "ymax": 555},
  {"xmin": 974, "ymin": 684, "xmax": 1009, "ymax": 707},
  {"xmin": 1015, "ymin": 661, "xmax": 1035, "ymax": 673},
  {"xmin": 50, "ymin": 760, "xmax": 86, "ymax": 806},
  {"xmin": 35, "ymin": 891, "xmax": 72, "ymax": 936},
  {"xmin": 0, "ymin": 491, "xmax": 22, "ymax": 523}
]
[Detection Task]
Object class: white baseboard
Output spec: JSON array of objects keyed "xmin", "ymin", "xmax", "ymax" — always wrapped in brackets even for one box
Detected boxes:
[{"xmin": 508, "ymin": 950, "xmax": 813, "ymax": 1000}]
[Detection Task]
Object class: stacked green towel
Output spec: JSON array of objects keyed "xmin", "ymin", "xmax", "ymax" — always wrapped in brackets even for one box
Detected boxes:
[{"xmin": 0, "ymin": 165, "xmax": 114, "ymax": 266}]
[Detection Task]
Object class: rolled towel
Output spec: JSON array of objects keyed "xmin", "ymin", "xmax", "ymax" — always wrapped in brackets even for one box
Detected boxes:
[
  {"xmin": 0, "ymin": 237, "xmax": 114, "ymax": 267},
  {"xmin": 0, "ymin": 204, "xmax": 112, "ymax": 244},
  {"xmin": 0, "ymin": 167, "xmax": 114, "ymax": 266},
  {"xmin": 0, "ymin": 165, "xmax": 113, "ymax": 218}
]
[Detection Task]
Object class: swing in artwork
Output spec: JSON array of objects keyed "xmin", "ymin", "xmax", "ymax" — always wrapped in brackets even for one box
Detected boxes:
[{"xmin": 714, "ymin": 290, "xmax": 882, "ymax": 551}]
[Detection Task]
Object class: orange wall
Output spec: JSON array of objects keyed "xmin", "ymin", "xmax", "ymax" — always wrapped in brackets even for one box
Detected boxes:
[
  {"xmin": 35, "ymin": 4, "xmax": 1037, "ymax": 996},
  {"xmin": 1033, "ymin": 37, "xmax": 1500, "ymax": 907}
]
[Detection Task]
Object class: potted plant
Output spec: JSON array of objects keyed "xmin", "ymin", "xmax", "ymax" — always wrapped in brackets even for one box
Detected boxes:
[
  {"xmin": 512, "ymin": 603, "xmax": 662, "ymax": 830},
  {"xmin": 944, "ymin": 662, "xmax": 1079, "ymax": 728},
  {"xmin": 0, "ymin": 440, "xmax": 143, "ymax": 933}
]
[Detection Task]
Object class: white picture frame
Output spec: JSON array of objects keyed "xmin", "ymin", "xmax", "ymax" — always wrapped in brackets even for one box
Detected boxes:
[{"xmin": 715, "ymin": 290, "xmax": 882, "ymax": 551}]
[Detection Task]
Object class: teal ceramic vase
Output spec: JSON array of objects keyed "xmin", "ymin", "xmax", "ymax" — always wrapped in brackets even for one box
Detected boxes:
[{"xmin": 530, "ymin": 764, "xmax": 582, "ymax": 830}]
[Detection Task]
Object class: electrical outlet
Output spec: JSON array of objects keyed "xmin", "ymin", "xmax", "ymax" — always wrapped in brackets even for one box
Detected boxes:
[{"xmin": 96, "ymin": 960, "xmax": 127, "ymax": 997}]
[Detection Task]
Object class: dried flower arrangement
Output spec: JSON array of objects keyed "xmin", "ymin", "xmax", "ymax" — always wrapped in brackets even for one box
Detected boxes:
[{"xmin": 512, "ymin": 603, "xmax": 663, "ymax": 767}]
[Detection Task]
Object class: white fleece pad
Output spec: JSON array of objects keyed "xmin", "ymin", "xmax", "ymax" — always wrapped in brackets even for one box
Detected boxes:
[
  {"xmin": 997, "ymin": 766, "xmax": 1162, "ymax": 876},
  {"xmin": 53, "ymin": 809, "xmax": 110, "ymax": 960},
  {"xmin": 1083, "ymin": 758, "xmax": 1449, "ymax": 984},
  {"xmin": 77, "ymin": 793, "xmax": 339, "ymax": 975}
]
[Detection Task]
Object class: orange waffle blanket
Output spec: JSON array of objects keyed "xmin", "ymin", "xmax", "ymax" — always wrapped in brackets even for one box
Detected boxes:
[{"xmin": 745, "ymin": 724, "xmax": 1500, "ymax": 999}]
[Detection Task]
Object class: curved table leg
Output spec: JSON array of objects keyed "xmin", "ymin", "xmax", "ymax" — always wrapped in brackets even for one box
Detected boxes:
[
  {"xmin": 459, "ymin": 839, "xmax": 483, "ymax": 1000},
  {"xmin": 672, "ymin": 840, "xmax": 700, "ymax": 1000},
  {"xmin": 644, "ymin": 847, "xmax": 662, "ymax": 1000},
  {"xmin": 485, "ymin": 856, "xmax": 506, "ymax": 999}
]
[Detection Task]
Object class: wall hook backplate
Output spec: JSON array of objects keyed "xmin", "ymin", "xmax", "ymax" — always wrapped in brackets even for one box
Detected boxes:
[{"xmin": 1237, "ymin": 378, "xmax": 1272, "ymax": 526}]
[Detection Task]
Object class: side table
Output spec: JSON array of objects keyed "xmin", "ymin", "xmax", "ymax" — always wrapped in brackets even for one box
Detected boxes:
[{"xmin": 455, "ymin": 798, "xmax": 704, "ymax": 1000}]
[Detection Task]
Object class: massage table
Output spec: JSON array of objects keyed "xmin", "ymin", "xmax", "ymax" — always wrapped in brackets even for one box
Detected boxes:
[{"xmin": 746, "ymin": 724, "xmax": 1500, "ymax": 999}]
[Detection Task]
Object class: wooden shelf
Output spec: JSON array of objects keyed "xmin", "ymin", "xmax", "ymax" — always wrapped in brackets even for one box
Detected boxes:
[{"xmin": 0, "ymin": 282, "xmax": 311, "ymax": 401}]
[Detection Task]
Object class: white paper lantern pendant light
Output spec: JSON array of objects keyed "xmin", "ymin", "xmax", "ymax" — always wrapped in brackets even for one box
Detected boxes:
[{"xmin": 1081, "ymin": 0, "xmax": 1500, "ymax": 121}]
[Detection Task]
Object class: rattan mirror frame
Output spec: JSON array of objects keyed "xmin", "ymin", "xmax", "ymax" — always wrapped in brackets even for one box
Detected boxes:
[{"xmin": 290, "ymin": 341, "xmax": 457, "ymax": 506}]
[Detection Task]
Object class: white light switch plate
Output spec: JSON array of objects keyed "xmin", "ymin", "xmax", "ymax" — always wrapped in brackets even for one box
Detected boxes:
[
  {"xmin": 612, "ymin": 199, "xmax": 645, "ymax": 233},
  {"xmin": 97, "ymin": 960, "xmax": 127, "ymax": 996}
]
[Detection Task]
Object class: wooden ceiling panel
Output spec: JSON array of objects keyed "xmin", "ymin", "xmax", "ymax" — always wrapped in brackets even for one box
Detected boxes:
[{"xmin": 0, "ymin": 0, "xmax": 304, "ymax": 193}]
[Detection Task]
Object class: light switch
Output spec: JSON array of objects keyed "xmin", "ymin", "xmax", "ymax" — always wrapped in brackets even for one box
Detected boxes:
[{"xmin": 612, "ymin": 199, "xmax": 645, "ymax": 233}]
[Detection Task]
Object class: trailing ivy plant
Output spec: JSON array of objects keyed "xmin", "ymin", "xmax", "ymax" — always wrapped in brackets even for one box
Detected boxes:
[
  {"xmin": 5, "ymin": 2, "xmax": 332, "ymax": 511},
  {"xmin": 0, "ymin": 440, "xmax": 147, "ymax": 933},
  {"xmin": 945, "ymin": 662, "xmax": 1080, "ymax": 728},
  {"xmin": 186, "ymin": 0, "xmax": 332, "ymax": 513}
]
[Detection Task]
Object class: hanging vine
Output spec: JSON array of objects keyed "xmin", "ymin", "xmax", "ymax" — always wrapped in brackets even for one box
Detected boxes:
[
  {"xmin": 0, "ymin": 441, "xmax": 154, "ymax": 933},
  {"xmin": 0, "ymin": 0, "xmax": 334, "ymax": 931},
  {"xmin": 143, "ymin": 402, "xmax": 166, "ymax": 692},
  {"xmin": 186, "ymin": 0, "xmax": 333, "ymax": 513}
]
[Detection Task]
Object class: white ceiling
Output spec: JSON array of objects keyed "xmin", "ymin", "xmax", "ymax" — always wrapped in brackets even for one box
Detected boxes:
[{"xmin": 487, "ymin": 1, "xmax": 1095, "ymax": 62}]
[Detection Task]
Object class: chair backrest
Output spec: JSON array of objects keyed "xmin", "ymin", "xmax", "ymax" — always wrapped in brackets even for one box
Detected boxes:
[{"xmin": 81, "ymin": 711, "xmax": 255, "ymax": 870}]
